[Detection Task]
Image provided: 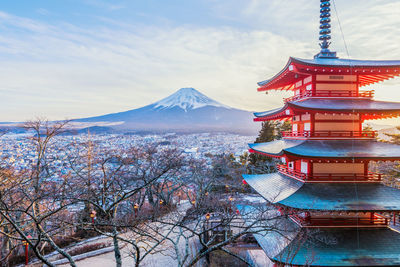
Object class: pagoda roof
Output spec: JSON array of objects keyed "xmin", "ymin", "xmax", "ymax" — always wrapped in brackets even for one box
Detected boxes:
[
  {"xmin": 243, "ymin": 173, "xmax": 400, "ymax": 211},
  {"xmin": 249, "ymin": 139, "xmax": 302, "ymax": 157},
  {"xmin": 294, "ymin": 57, "xmax": 400, "ymax": 68},
  {"xmin": 258, "ymin": 57, "xmax": 400, "ymax": 91},
  {"xmin": 241, "ymin": 205, "xmax": 400, "ymax": 265},
  {"xmin": 249, "ymin": 139, "xmax": 400, "ymax": 160},
  {"xmin": 254, "ymin": 98, "xmax": 400, "ymax": 121},
  {"xmin": 238, "ymin": 205, "xmax": 300, "ymax": 259},
  {"xmin": 271, "ymin": 227, "xmax": 400, "ymax": 266}
]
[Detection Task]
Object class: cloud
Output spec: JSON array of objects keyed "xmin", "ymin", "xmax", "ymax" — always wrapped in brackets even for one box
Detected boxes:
[
  {"xmin": 36, "ymin": 8, "xmax": 50, "ymax": 15},
  {"xmin": 0, "ymin": 10, "xmax": 306, "ymax": 121},
  {"xmin": 0, "ymin": 0, "xmax": 399, "ymax": 126},
  {"xmin": 82, "ymin": 0, "xmax": 125, "ymax": 11}
]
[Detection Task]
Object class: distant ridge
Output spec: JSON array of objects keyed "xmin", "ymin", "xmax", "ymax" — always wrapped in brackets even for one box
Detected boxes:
[{"xmin": 76, "ymin": 88, "xmax": 258, "ymax": 134}]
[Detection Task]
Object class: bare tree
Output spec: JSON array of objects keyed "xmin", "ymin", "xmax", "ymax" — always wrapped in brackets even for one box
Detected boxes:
[
  {"xmin": 116, "ymin": 154, "xmax": 302, "ymax": 267},
  {"xmin": 0, "ymin": 119, "xmax": 78, "ymax": 266},
  {"xmin": 64, "ymin": 139, "xmax": 186, "ymax": 267},
  {"xmin": 143, "ymin": 198, "xmax": 300, "ymax": 267},
  {"xmin": 0, "ymin": 123, "xmax": 307, "ymax": 267}
]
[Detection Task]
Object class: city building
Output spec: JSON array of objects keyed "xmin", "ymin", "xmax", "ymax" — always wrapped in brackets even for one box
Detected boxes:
[{"xmin": 243, "ymin": 1, "xmax": 400, "ymax": 266}]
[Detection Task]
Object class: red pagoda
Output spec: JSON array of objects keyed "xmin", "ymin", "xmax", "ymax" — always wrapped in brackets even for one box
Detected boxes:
[{"xmin": 243, "ymin": 1, "xmax": 400, "ymax": 266}]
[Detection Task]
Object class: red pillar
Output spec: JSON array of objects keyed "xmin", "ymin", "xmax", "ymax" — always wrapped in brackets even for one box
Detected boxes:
[
  {"xmin": 364, "ymin": 161, "xmax": 369, "ymax": 178},
  {"xmin": 310, "ymin": 113, "xmax": 315, "ymax": 136},
  {"xmin": 24, "ymin": 235, "xmax": 32, "ymax": 266},
  {"xmin": 25, "ymin": 243, "xmax": 29, "ymax": 265},
  {"xmin": 356, "ymin": 75, "xmax": 360, "ymax": 96},
  {"xmin": 312, "ymin": 74, "xmax": 316, "ymax": 97}
]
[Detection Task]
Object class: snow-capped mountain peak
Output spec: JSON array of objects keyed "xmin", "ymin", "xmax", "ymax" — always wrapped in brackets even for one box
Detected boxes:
[
  {"xmin": 154, "ymin": 88, "xmax": 229, "ymax": 111},
  {"xmin": 74, "ymin": 87, "xmax": 257, "ymax": 134}
]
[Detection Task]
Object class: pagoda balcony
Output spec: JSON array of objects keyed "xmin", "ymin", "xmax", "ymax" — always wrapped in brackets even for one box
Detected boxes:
[
  {"xmin": 282, "ymin": 130, "xmax": 376, "ymax": 139},
  {"xmin": 289, "ymin": 214, "xmax": 388, "ymax": 228},
  {"xmin": 284, "ymin": 89, "xmax": 374, "ymax": 102},
  {"xmin": 277, "ymin": 164, "xmax": 382, "ymax": 183}
]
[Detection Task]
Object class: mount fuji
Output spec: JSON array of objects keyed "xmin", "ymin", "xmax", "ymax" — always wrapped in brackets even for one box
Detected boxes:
[{"xmin": 76, "ymin": 88, "xmax": 258, "ymax": 134}]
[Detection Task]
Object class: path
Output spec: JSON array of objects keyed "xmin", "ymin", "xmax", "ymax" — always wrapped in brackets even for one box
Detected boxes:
[{"xmin": 56, "ymin": 200, "xmax": 203, "ymax": 267}]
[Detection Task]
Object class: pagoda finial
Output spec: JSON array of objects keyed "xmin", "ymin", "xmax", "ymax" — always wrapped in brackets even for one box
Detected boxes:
[{"xmin": 314, "ymin": 0, "xmax": 337, "ymax": 59}]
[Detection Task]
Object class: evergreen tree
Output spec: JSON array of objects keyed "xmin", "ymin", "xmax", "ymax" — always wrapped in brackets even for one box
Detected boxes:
[
  {"xmin": 255, "ymin": 121, "xmax": 276, "ymax": 143},
  {"xmin": 248, "ymin": 120, "xmax": 291, "ymax": 171},
  {"xmin": 276, "ymin": 120, "xmax": 292, "ymax": 140}
]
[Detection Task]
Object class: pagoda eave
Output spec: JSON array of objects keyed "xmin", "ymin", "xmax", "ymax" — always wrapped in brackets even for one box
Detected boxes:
[
  {"xmin": 287, "ymin": 99, "xmax": 400, "ymax": 114},
  {"xmin": 254, "ymin": 97, "xmax": 400, "ymax": 121},
  {"xmin": 284, "ymin": 152, "xmax": 400, "ymax": 162},
  {"xmin": 254, "ymin": 98, "xmax": 400, "ymax": 121},
  {"xmin": 271, "ymin": 227, "xmax": 400, "ymax": 266},
  {"xmin": 249, "ymin": 139, "xmax": 400, "ymax": 161},
  {"xmin": 258, "ymin": 57, "xmax": 400, "ymax": 91},
  {"xmin": 248, "ymin": 148, "xmax": 282, "ymax": 158},
  {"xmin": 243, "ymin": 173, "xmax": 400, "ymax": 212},
  {"xmin": 254, "ymin": 110, "xmax": 400, "ymax": 122},
  {"xmin": 250, "ymin": 147, "xmax": 400, "ymax": 162}
]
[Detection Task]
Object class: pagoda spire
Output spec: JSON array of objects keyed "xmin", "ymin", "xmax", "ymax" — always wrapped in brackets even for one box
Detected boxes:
[{"xmin": 314, "ymin": 0, "xmax": 337, "ymax": 59}]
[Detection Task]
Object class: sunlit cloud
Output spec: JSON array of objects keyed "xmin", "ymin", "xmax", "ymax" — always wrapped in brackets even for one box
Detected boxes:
[{"xmin": 0, "ymin": 0, "xmax": 399, "ymax": 127}]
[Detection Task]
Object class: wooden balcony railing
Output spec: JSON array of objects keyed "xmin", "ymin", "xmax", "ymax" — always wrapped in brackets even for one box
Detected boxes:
[
  {"xmin": 282, "ymin": 130, "xmax": 376, "ymax": 139},
  {"xmin": 290, "ymin": 214, "xmax": 388, "ymax": 227},
  {"xmin": 284, "ymin": 90, "xmax": 374, "ymax": 102},
  {"xmin": 277, "ymin": 165, "xmax": 382, "ymax": 183}
]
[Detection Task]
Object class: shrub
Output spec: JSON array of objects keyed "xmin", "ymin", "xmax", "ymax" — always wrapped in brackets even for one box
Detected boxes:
[
  {"xmin": 209, "ymin": 250, "xmax": 247, "ymax": 267},
  {"xmin": 68, "ymin": 242, "xmax": 111, "ymax": 257}
]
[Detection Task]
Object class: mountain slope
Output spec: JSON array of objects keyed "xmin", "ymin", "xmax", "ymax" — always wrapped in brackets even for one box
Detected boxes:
[
  {"xmin": 154, "ymin": 87, "xmax": 229, "ymax": 110},
  {"xmin": 77, "ymin": 88, "xmax": 258, "ymax": 134}
]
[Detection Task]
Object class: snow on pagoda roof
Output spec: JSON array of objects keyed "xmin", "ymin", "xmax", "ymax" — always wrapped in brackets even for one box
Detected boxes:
[
  {"xmin": 273, "ymin": 227, "xmax": 400, "ymax": 266},
  {"xmin": 257, "ymin": 57, "xmax": 400, "ymax": 91},
  {"xmin": 238, "ymin": 204, "xmax": 300, "ymax": 259},
  {"xmin": 254, "ymin": 98, "xmax": 400, "ymax": 121},
  {"xmin": 243, "ymin": 172, "xmax": 400, "ymax": 211},
  {"xmin": 249, "ymin": 139, "xmax": 400, "ymax": 159},
  {"xmin": 294, "ymin": 57, "xmax": 400, "ymax": 67},
  {"xmin": 243, "ymin": 172, "xmax": 303, "ymax": 202},
  {"xmin": 254, "ymin": 106, "xmax": 291, "ymax": 120}
]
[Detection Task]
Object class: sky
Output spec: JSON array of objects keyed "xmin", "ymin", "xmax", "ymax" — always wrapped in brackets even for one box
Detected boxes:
[{"xmin": 1, "ymin": 0, "xmax": 400, "ymax": 124}]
